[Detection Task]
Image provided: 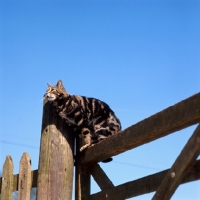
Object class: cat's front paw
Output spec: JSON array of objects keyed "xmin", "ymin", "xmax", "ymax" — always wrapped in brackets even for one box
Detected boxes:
[{"xmin": 80, "ymin": 144, "xmax": 90, "ymax": 152}]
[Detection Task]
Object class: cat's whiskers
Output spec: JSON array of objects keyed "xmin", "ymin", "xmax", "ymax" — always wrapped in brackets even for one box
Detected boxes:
[{"xmin": 39, "ymin": 97, "xmax": 45, "ymax": 103}]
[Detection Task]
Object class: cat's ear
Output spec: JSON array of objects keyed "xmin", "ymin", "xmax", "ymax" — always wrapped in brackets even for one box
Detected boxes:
[
  {"xmin": 47, "ymin": 83, "xmax": 52, "ymax": 88},
  {"xmin": 56, "ymin": 80, "xmax": 63, "ymax": 89}
]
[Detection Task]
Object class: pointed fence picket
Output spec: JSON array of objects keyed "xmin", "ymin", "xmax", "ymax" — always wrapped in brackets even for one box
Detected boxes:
[
  {"xmin": 1, "ymin": 156, "xmax": 13, "ymax": 200},
  {"xmin": 0, "ymin": 153, "xmax": 33, "ymax": 200},
  {"xmin": 18, "ymin": 152, "xmax": 32, "ymax": 200}
]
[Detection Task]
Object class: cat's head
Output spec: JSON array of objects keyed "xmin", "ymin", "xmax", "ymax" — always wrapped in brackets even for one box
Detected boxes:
[{"xmin": 44, "ymin": 80, "xmax": 68, "ymax": 102}]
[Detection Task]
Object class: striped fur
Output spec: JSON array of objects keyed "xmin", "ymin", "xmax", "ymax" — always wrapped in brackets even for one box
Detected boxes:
[{"xmin": 44, "ymin": 80, "xmax": 121, "ymax": 151}]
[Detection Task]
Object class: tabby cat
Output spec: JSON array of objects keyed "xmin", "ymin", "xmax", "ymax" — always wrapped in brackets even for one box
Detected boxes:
[{"xmin": 44, "ymin": 80, "xmax": 121, "ymax": 151}]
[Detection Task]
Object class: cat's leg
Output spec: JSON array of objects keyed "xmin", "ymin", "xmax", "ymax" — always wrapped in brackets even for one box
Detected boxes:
[
  {"xmin": 94, "ymin": 125, "xmax": 114, "ymax": 163},
  {"xmin": 79, "ymin": 127, "xmax": 91, "ymax": 151}
]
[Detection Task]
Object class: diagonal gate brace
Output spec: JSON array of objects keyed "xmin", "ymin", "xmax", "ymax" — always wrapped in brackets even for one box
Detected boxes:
[
  {"xmin": 152, "ymin": 124, "xmax": 200, "ymax": 200},
  {"xmin": 89, "ymin": 163, "xmax": 114, "ymax": 191}
]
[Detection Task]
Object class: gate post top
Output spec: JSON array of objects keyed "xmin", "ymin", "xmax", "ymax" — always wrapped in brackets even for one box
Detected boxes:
[{"xmin": 37, "ymin": 101, "xmax": 74, "ymax": 200}]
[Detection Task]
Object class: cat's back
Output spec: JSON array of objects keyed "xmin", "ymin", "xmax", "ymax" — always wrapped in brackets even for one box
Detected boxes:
[{"xmin": 74, "ymin": 95, "xmax": 113, "ymax": 115}]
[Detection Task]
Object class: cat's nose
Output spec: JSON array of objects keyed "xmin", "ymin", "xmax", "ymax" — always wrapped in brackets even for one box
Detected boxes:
[{"xmin": 44, "ymin": 93, "xmax": 49, "ymax": 98}]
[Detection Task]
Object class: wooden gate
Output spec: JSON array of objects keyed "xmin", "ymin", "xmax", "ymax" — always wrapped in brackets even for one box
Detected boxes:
[{"xmin": 0, "ymin": 92, "xmax": 200, "ymax": 199}]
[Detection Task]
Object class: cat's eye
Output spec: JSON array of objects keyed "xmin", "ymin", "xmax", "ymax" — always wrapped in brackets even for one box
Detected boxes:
[{"xmin": 52, "ymin": 89, "xmax": 57, "ymax": 93}]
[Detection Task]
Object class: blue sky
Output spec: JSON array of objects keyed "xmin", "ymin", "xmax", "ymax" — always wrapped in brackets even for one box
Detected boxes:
[{"xmin": 0, "ymin": 0, "xmax": 200, "ymax": 199}]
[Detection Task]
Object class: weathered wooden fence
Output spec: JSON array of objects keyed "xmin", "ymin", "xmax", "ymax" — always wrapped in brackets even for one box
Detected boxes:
[
  {"xmin": 0, "ymin": 153, "xmax": 35, "ymax": 200},
  {"xmin": 0, "ymin": 92, "xmax": 200, "ymax": 200}
]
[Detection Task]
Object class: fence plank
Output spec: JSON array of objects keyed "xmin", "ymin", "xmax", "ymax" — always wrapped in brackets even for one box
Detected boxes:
[
  {"xmin": 18, "ymin": 152, "xmax": 32, "ymax": 200},
  {"xmin": 89, "ymin": 164, "xmax": 114, "ymax": 190},
  {"xmin": 80, "ymin": 92, "xmax": 200, "ymax": 165},
  {"xmin": 152, "ymin": 124, "xmax": 200, "ymax": 200},
  {"xmin": 37, "ymin": 100, "xmax": 74, "ymax": 200},
  {"xmin": 1, "ymin": 156, "xmax": 14, "ymax": 200},
  {"xmin": 89, "ymin": 160, "xmax": 200, "ymax": 200},
  {"xmin": 31, "ymin": 169, "xmax": 38, "ymax": 188}
]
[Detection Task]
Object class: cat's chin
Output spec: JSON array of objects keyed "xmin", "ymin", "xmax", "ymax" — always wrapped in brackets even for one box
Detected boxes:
[
  {"xmin": 47, "ymin": 97, "xmax": 56, "ymax": 101},
  {"xmin": 45, "ymin": 94, "xmax": 57, "ymax": 102}
]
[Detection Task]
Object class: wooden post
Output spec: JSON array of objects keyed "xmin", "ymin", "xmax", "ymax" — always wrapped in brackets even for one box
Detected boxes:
[
  {"xmin": 37, "ymin": 100, "xmax": 74, "ymax": 200},
  {"xmin": 75, "ymin": 137, "xmax": 90, "ymax": 200},
  {"xmin": 1, "ymin": 155, "xmax": 13, "ymax": 200},
  {"xmin": 75, "ymin": 164, "xmax": 90, "ymax": 200}
]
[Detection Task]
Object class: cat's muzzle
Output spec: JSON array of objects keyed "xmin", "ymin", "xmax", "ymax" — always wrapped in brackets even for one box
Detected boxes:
[{"xmin": 44, "ymin": 93, "xmax": 57, "ymax": 101}]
